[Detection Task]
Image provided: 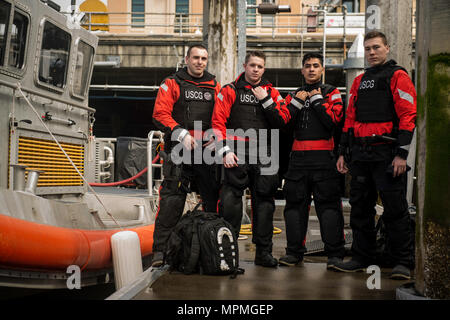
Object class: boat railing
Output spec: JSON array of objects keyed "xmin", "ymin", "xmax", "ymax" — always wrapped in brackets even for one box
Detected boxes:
[{"xmin": 147, "ymin": 130, "xmax": 164, "ymax": 197}]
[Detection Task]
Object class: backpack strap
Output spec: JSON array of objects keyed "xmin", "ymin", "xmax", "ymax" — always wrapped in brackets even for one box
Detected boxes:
[
  {"xmin": 186, "ymin": 202, "xmax": 202, "ymax": 214},
  {"xmin": 184, "ymin": 218, "xmax": 201, "ymax": 274},
  {"xmin": 229, "ymin": 267, "xmax": 245, "ymax": 279}
]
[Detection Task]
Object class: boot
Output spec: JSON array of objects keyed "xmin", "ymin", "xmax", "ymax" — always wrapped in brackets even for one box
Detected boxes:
[{"xmin": 255, "ymin": 249, "xmax": 278, "ymax": 268}]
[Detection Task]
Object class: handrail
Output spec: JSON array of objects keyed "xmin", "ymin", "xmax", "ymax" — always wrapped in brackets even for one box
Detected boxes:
[
  {"xmin": 61, "ymin": 11, "xmax": 366, "ymax": 36},
  {"xmin": 147, "ymin": 131, "xmax": 164, "ymax": 197},
  {"xmin": 0, "ymin": 78, "xmax": 95, "ymax": 113}
]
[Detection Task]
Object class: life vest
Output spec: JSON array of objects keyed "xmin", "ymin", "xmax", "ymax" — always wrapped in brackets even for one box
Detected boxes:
[
  {"xmin": 293, "ymin": 83, "xmax": 336, "ymax": 141},
  {"xmin": 170, "ymin": 71, "xmax": 217, "ymax": 131},
  {"xmin": 355, "ymin": 60, "xmax": 406, "ymax": 123},
  {"xmin": 226, "ymin": 84, "xmax": 270, "ymax": 132}
]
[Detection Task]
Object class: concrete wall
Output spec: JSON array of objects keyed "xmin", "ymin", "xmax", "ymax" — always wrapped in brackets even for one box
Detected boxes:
[{"xmin": 94, "ymin": 34, "xmax": 353, "ymax": 71}]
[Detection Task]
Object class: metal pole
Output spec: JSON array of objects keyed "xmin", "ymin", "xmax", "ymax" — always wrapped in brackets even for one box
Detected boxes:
[
  {"xmin": 202, "ymin": 0, "xmax": 209, "ymax": 49},
  {"xmin": 343, "ymin": 5, "xmax": 347, "ymax": 58},
  {"xmin": 312, "ymin": 6, "xmax": 327, "ymax": 83},
  {"xmin": 323, "ymin": 7, "xmax": 326, "ymax": 83},
  {"xmin": 237, "ymin": 0, "xmax": 247, "ymax": 76}
]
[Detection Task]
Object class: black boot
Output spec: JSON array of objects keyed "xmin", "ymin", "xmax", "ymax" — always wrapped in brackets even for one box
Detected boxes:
[{"xmin": 255, "ymin": 249, "xmax": 278, "ymax": 268}]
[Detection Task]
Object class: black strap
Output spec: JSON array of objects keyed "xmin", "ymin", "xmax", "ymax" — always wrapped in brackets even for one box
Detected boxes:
[
  {"xmin": 184, "ymin": 219, "xmax": 200, "ymax": 274},
  {"xmin": 230, "ymin": 268, "xmax": 245, "ymax": 279}
]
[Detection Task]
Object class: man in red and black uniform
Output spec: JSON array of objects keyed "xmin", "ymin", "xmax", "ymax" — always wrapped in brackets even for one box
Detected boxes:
[
  {"xmin": 212, "ymin": 51, "xmax": 290, "ymax": 267},
  {"xmin": 335, "ymin": 31, "xmax": 416, "ymax": 279},
  {"xmin": 151, "ymin": 44, "xmax": 221, "ymax": 267},
  {"xmin": 280, "ymin": 53, "xmax": 345, "ymax": 269}
]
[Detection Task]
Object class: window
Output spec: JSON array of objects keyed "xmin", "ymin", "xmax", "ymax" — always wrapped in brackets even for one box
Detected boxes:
[
  {"xmin": 73, "ymin": 40, "xmax": 94, "ymax": 98},
  {"xmin": 38, "ymin": 21, "xmax": 71, "ymax": 89},
  {"xmin": 174, "ymin": 0, "xmax": 189, "ymax": 34},
  {"xmin": 246, "ymin": 0, "xmax": 256, "ymax": 27},
  {"xmin": 9, "ymin": 11, "xmax": 28, "ymax": 69},
  {"xmin": 343, "ymin": 1, "xmax": 353, "ymax": 12},
  {"xmin": 0, "ymin": 1, "xmax": 11, "ymax": 66},
  {"xmin": 131, "ymin": 0, "xmax": 145, "ymax": 28},
  {"xmin": 261, "ymin": 0, "xmax": 274, "ymax": 28}
]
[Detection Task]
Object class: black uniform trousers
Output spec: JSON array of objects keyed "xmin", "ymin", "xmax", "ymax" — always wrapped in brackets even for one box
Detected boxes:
[
  {"xmin": 283, "ymin": 152, "xmax": 345, "ymax": 259},
  {"xmin": 218, "ymin": 163, "xmax": 279, "ymax": 254},
  {"xmin": 348, "ymin": 153, "xmax": 414, "ymax": 268},
  {"xmin": 152, "ymin": 162, "xmax": 219, "ymax": 253}
]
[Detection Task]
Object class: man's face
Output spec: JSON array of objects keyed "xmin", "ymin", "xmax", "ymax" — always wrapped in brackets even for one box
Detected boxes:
[
  {"xmin": 364, "ymin": 37, "xmax": 390, "ymax": 67},
  {"xmin": 301, "ymin": 58, "xmax": 323, "ymax": 84},
  {"xmin": 243, "ymin": 56, "xmax": 265, "ymax": 85},
  {"xmin": 185, "ymin": 47, "xmax": 208, "ymax": 77}
]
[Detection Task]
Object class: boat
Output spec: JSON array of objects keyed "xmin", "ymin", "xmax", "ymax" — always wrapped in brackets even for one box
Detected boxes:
[{"xmin": 0, "ymin": 0, "xmax": 162, "ymax": 290}]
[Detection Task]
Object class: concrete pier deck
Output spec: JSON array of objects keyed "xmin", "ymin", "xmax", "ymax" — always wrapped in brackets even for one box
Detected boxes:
[{"xmin": 133, "ymin": 202, "xmax": 410, "ymax": 300}]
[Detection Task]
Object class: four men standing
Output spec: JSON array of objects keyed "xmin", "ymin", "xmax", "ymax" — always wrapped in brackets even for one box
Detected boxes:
[{"xmin": 151, "ymin": 31, "xmax": 416, "ymax": 279}]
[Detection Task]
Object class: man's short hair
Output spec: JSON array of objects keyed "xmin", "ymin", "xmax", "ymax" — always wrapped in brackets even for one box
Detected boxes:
[
  {"xmin": 364, "ymin": 31, "xmax": 388, "ymax": 45},
  {"xmin": 245, "ymin": 50, "xmax": 266, "ymax": 64},
  {"xmin": 186, "ymin": 44, "xmax": 208, "ymax": 57},
  {"xmin": 302, "ymin": 52, "xmax": 323, "ymax": 67}
]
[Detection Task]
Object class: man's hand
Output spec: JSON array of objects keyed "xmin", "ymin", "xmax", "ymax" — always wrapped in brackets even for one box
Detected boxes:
[
  {"xmin": 308, "ymin": 88, "xmax": 322, "ymax": 97},
  {"xmin": 182, "ymin": 134, "xmax": 198, "ymax": 151},
  {"xmin": 223, "ymin": 152, "xmax": 239, "ymax": 168},
  {"xmin": 392, "ymin": 156, "xmax": 407, "ymax": 177},
  {"xmin": 203, "ymin": 137, "xmax": 215, "ymax": 151},
  {"xmin": 295, "ymin": 90, "xmax": 308, "ymax": 101},
  {"xmin": 251, "ymin": 86, "xmax": 268, "ymax": 101},
  {"xmin": 336, "ymin": 155, "xmax": 348, "ymax": 174}
]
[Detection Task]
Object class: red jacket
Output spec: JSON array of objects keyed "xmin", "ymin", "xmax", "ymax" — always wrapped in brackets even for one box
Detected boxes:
[
  {"xmin": 153, "ymin": 68, "xmax": 221, "ymax": 142},
  {"xmin": 342, "ymin": 63, "xmax": 416, "ymax": 159},
  {"xmin": 285, "ymin": 83, "xmax": 343, "ymax": 151},
  {"xmin": 211, "ymin": 73, "xmax": 290, "ymax": 155}
]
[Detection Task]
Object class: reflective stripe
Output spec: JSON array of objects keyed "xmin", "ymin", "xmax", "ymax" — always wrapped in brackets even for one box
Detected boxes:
[
  {"xmin": 277, "ymin": 95, "xmax": 283, "ymax": 102},
  {"xmin": 176, "ymin": 129, "xmax": 189, "ymax": 142},
  {"xmin": 290, "ymin": 98, "xmax": 303, "ymax": 110},
  {"xmin": 218, "ymin": 145, "xmax": 231, "ymax": 156},
  {"xmin": 262, "ymin": 97, "xmax": 274, "ymax": 109},
  {"xmin": 160, "ymin": 83, "xmax": 168, "ymax": 92},
  {"xmin": 218, "ymin": 93, "xmax": 223, "ymax": 101},
  {"xmin": 397, "ymin": 88, "xmax": 414, "ymax": 105},
  {"xmin": 400, "ymin": 144, "xmax": 410, "ymax": 151},
  {"xmin": 309, "ymin": 94, "xmax": 323, "ymax": 104},
  {"xmin": 331, "ymin": 93, "xmax": 341, "ymax": 101}
]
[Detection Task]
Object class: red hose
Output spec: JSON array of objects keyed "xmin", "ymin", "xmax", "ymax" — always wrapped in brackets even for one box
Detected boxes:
[{"xmin": 89, "ymin": 154, "xmax": 160, "ymax": 187}]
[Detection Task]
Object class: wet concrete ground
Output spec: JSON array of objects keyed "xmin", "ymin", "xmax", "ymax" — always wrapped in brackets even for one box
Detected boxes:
[{"xmin": 135, "ymin": 204, "xmax": 411, "ymax": 300}]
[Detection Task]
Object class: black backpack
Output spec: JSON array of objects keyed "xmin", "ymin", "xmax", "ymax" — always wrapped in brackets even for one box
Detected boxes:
[{"xmin": 164, "ymin": 204, "xmax": 244, "ymax": 277}]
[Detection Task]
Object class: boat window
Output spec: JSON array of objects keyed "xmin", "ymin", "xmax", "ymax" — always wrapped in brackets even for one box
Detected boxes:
[
  {"xmin": 73, "ymin": 40, "xmax": 94, "ymax": 97},
  {"xmin": 8, "ymin": 10, "xmax": 28, "ymax": 69},
  {"xmin": 38, "ymin": 21, "xmax": 71, "ymax": 89},
  {"xmin": 0, "ymin": 1, "xmax": 11, "ymax": 66}
]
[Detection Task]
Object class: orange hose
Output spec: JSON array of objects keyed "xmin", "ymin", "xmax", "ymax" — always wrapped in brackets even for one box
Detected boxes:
[{"xmin": 0, "ymin": 214, "xmax": 154, "ymax": 271}]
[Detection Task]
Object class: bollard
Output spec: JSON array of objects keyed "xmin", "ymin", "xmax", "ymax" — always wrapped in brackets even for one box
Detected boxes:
[
  {"xmin": 24, "ymin": 169, "xmax": 44, "ymax": 194},
  {"xmin": 9, "ymin": 164, "xmax": 28, "ymax": 191},
  {"xmin": 111, "ymin": 231, "xmax": 143, "ymax": 290}
]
